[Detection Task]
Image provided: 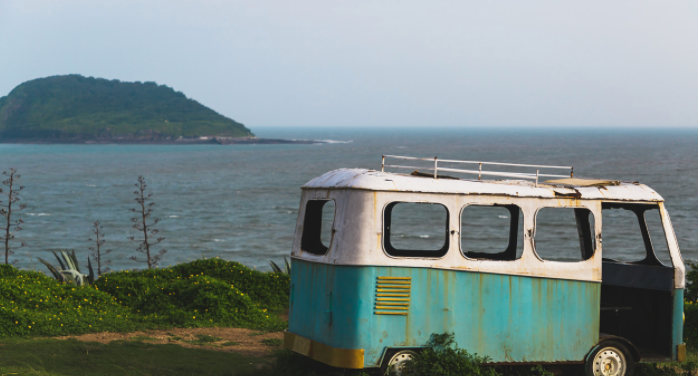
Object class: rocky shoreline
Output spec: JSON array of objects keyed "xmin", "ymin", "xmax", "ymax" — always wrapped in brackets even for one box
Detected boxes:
[{"xmin": 0, "ymin": 136, "xmax": 325, "ymax": 145}]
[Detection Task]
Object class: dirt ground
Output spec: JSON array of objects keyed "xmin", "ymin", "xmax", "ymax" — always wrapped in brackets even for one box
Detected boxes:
[{"xmin": 54, "ymin": 327, "xmax": 285, "ymax": 357}]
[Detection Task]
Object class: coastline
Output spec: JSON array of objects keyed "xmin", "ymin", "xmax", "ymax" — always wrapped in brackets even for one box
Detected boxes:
[{"xmin": 0, "ymin": 136, "xmax": 325, "ymax": 145}]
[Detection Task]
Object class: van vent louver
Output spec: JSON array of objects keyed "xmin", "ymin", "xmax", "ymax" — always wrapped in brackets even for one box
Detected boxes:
[{"xmin": 374, "ymin": 276, "xmax": 411, "ymax": 315}]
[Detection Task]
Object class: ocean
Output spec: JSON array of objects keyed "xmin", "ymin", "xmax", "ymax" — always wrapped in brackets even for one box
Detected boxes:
[{"xmin": 0, "ymin": 127, "xmax": 696, "ymax": 272}]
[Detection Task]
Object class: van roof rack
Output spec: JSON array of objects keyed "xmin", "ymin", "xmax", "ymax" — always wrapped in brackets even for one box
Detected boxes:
[{"xmin": 381, "ymin": 155, "xmax": 573, "ymax": 185}]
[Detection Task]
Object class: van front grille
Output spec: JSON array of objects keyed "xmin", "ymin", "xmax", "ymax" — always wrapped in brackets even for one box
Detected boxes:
[{"xmin": 374, "ymin": 276, "xmax": 411, "ymax": 315}]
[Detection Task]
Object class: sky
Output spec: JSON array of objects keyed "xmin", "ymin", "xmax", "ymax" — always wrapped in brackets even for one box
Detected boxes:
[{"xmin": 0, "ymin": 1, "xmax": 697, "ymax": 128}]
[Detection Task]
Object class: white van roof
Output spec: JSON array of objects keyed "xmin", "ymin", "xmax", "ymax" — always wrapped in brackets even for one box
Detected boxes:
[{"xmin": 302, "ymin": 168, "xmax": 663, "ymax": 202}]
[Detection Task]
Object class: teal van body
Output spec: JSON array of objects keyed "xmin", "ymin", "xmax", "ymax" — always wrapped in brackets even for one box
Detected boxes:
[
  {"xmin": 285, "ymin": 165, "xmax": 686, "ymax": 372},
  {"xmin": 289, "ymin": 259, "xmax": 601, "ymax": 367}
]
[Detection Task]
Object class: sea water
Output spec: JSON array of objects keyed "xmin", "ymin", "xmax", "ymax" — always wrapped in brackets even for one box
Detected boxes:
[{"xmin": 0, "ymin": 127, "xmax": 696, "ymax": 272}]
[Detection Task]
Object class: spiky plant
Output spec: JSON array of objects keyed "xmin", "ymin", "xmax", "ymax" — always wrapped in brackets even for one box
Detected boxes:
[
  {"xmin": 0, "ymin": 168, "xmax": 26, "ymax": 264},
  {"xmin": 128, "ymin": 176, "xmax": 166, "ymax": 269},
  {"xmin": 269, "ymin": 257, "xmax": 291, "ymax": 274},
  {"xmin": 89, "ymin": 221, "xmax": 111, "ymax": 276},
  {"xmin": 37, "ymin": 249, "xmax": 95, "ymax": 286}
]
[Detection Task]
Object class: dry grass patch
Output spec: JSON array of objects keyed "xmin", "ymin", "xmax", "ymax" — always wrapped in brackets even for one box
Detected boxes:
[{"xmin": 55, "ymin": 327, "xmax": 284, "ymax": 356}]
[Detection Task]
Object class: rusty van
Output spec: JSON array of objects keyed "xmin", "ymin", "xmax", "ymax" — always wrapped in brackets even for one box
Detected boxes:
[{"xmin": 283, "ymin": 155, "xmax": 686, "ymax": 376}]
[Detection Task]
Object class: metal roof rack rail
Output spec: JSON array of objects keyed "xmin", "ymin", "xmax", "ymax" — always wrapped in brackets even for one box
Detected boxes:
[{"xmin": 381, "ymin": 155, "xmax": 573, "ymax": 186}]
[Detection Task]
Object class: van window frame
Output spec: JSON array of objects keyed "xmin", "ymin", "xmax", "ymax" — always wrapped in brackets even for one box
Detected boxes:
[
  {"xmin": 600, "ymin": 202, "xmax": 671, "ymax": 267},
  {"xmin": 383, "ymin": 201, "xmax": 450, "ymax": 258},
  {"xmin": 532, "ymin": 205, "xmax": 596, "ymax": 263},
  {"xmin": 300, "ymin": 199, "xmax": 336, "ymax": 256},
  {"xmin": 459, "ymin": 203, "xmax": 524, "ymax": 262}
]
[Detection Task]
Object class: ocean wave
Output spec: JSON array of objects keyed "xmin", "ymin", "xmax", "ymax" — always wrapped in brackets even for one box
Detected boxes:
[
  {"xmin": 212, "ymin": 239, "xmax": 226, "ymax": 242},
  {"xmin": 86, "ymin": 184, "xmax": 97, "ymax": 187},
  {"xmin": 169, "ymin": 215, "xmax": 180, "ymax": 218},
  {"xmin": 317, "ymin": 140, "xmax": 353, "ymax": 144},
  {"xmin": 37, "ymin": 213, "xmax": 51, "ymax": 216}
]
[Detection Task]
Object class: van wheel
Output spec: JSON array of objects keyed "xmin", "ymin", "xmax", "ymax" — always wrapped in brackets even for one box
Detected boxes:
[
  {"xmin": 586, "ymin": 341, "xmax": 635, "ymax": 376},
  {"xmin": 381, "ymin": 349, "xmax": 417, "ymax": 375}
]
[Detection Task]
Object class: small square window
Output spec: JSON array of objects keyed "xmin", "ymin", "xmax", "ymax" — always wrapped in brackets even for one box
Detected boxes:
[
  {"xmin": 534, "ymin": 207, "xmax": 595, "ymax": 262},
  {"xmin": 384, "ymin": 202, "xmax": 449, "ymax": 258},
  {"xmin": 300, "ymin": 200, "xmax": 335, "ymax": 255},
  {"xmin": 461, "ymin": 205, "xmax": 523, "ymax": 261}
]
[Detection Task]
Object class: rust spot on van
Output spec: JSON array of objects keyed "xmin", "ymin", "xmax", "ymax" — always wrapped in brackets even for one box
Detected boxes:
[{"xmin": 554, "ymin": 190, "xmax": 582, "ymax": 199}]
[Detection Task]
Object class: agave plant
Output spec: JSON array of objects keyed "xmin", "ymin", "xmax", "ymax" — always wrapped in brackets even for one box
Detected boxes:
[
  {"xmin": 38, "ymin": 249, "xmax": 94, "ymax": 286},
  {"xmin": 269, "ymin": 257, "xmax": 291, "ymax": 274}
]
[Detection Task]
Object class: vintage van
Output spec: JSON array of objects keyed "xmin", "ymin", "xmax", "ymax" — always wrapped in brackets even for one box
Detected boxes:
[{"xmin": 284, "ymin": 155, "xmax": 686, "ymax": 376}]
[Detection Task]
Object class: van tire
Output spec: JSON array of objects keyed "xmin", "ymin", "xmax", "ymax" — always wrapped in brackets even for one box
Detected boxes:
[
  {"xmin": 380, "ymin": 349, "xmax": 418, "ymax": 376},
  {"xmin": 585, "ymin": 340, "xmax": 635, "ymax": 376}
]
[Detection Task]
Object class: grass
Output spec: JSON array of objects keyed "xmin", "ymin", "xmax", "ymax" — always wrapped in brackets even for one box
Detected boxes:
[
  {"xmin": 2, "ymin": 258, "xmax": 698, "ymax": 375},
  {"xmin": 1, "ymin": 338, "xmax": 695, "ymax": 376},
  {"xmin": 635, "ymin": 350, "xmax": 698, "ymax": 376},
  {"xmin": 0, "ymin": 337, "xmax": 270, "ymax": 376},
  {"xmin": 185, "ymin": 334, "xmax": 222, "ymax": 346},
  {"xmin": 165, "ymin": 332, "xmax": 183, "ymax": 341},
  {"xmin": 130, "ymin": 335, "xmax": 158, "ymax": 342},
  {"xmin": 261, "ymin": 338, "xmax": 283, "ymax": 347}
]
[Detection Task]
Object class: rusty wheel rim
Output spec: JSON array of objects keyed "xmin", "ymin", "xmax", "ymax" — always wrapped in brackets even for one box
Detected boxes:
[
  {"xmin": 387, "ymin": 350, "xmax": 416, "ymax": 376},
  {"xmin": 593, "ymin": 346, "xmax": 626, "ymax": 376}
]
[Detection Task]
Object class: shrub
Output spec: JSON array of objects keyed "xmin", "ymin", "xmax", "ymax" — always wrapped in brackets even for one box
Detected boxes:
[
  {"xmin": 401, "ymin": 333, "xmax": 501, "ymax": 376},
  {"xmin": 94, "ymin": 258, "xmax": 290, "ymax": 314},
  {"xmin": 0, "ymin": 269, "xmax": 141, "ymax": 337},
  {"xmin": 0, "ymin": 258, "xmax": 290, "ymax": 338},
  {"xmin": 635, "ymin": 362, "xmax": 698, "ymax": 376},
  {"xmin": 684, "ymin": 300, "xmax": 698, "ymax": 348},
  {"xmin": 133, "ymin": 275, "xmax": 283, "ymax": 329},
  {"xmin": 685, "ymin": 261, "xmax": 698, "ymax": 303},
  {"xmin": 0, "ymin": 264, "xmax": 20, "ymax": 278}
]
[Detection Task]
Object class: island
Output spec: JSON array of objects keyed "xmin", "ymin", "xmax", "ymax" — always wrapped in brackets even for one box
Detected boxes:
[{"xmin": 0, "ymin": 75, "xmax": 317, "ymax": 145}]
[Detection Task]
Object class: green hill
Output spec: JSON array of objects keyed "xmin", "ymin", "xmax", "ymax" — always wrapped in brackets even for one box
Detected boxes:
[{"xmin": 0, "ymin": 75, "xmax": 253, "ymax": 140}]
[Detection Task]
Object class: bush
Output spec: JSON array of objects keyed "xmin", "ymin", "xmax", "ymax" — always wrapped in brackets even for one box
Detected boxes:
[
  {"xmin": 685, "ymin": 300, "xmax": 698, "ymax": 348},
  {"xmin": 0, "ymin": 268, "xmax": 141, "ymax": 337},
  {"xmin": 685, "ymin": 261, "xmax": 698, "ymax": 348},
  {"xmin": 635, "ymin": 362, "xmax": 698, "ymax": 376},
  {"xmin": 94, "ymin": 258, "xmax": 290, "ymax": 314},
  {"xmin": 401, "ymin": 333, "xmax": 501, "ymax": 376},
  {"xmin": 685, "ymin": 261, "xmax": 698, "ymax": 303},
  {"xmin": 0, "ymin": 258, "xmax": 290, "ymax": 338},
  {"xmin": 134, "ymin": 275, "xmax": 283, "ymax": 329}
]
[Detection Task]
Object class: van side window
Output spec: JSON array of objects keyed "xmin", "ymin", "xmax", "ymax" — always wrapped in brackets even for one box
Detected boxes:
[
  {"xmin": 534, "ymin": 207, "xmax": 595, "ymax": 262},
  {"xmin": 300, "ymin": 200, "xmax": 335, "ymax": 255},
  {"xmin": 461, "ymin": 205, "xmax": 523, "ymax": 261},
  {"xmin": 601, "ymin": 203, "xmax": 671, "ymax": 266},
  {"xmin": 384, "ymin": 202, "xmax": 449, "ymax": 258}
]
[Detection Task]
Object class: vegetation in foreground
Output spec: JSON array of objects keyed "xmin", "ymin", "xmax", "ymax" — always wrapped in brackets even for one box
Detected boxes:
[
  {"xmin": 0, "ymin": 258, "xmax": 289, "ymax": 338},
  {"xmin": 0, "ymin": 336, "xmax": 697, "ymax": 376},
  {"xmin": 0, "ymin": 337, "xmax": 270, "ymax": 376},
  {"xmin": 2, "ymin": 258, "xmax": 698, "ymax": 375}
]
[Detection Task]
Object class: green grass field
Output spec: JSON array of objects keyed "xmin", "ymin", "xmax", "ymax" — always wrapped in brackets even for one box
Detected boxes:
[
  {"xmin": 0, "ymin": 337, "xmax": 271, "ymax": 376},
  {"xmin": 1, "ymin": 259, "xmax": 697, "ymax": 376},
  {"xmin": 2, "ymin": 336, "xmax": 693, "ymax": 376}
]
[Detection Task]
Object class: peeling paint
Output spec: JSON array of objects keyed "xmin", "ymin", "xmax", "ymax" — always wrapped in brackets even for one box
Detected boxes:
[{"xmin": 302, "ymin": 169, "xmax": 664, "ymax": 202}]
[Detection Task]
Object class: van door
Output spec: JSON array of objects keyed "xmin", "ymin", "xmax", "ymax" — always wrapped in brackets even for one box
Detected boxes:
[{"xmin": 599, "ymin": 202, "xmax": 678, "ymax": 360}]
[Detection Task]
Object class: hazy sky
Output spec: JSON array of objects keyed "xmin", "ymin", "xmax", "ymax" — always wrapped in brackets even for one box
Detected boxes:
[{"xmin": 1, "ymin": 1, "xmax": 696, "ymax": 128}]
